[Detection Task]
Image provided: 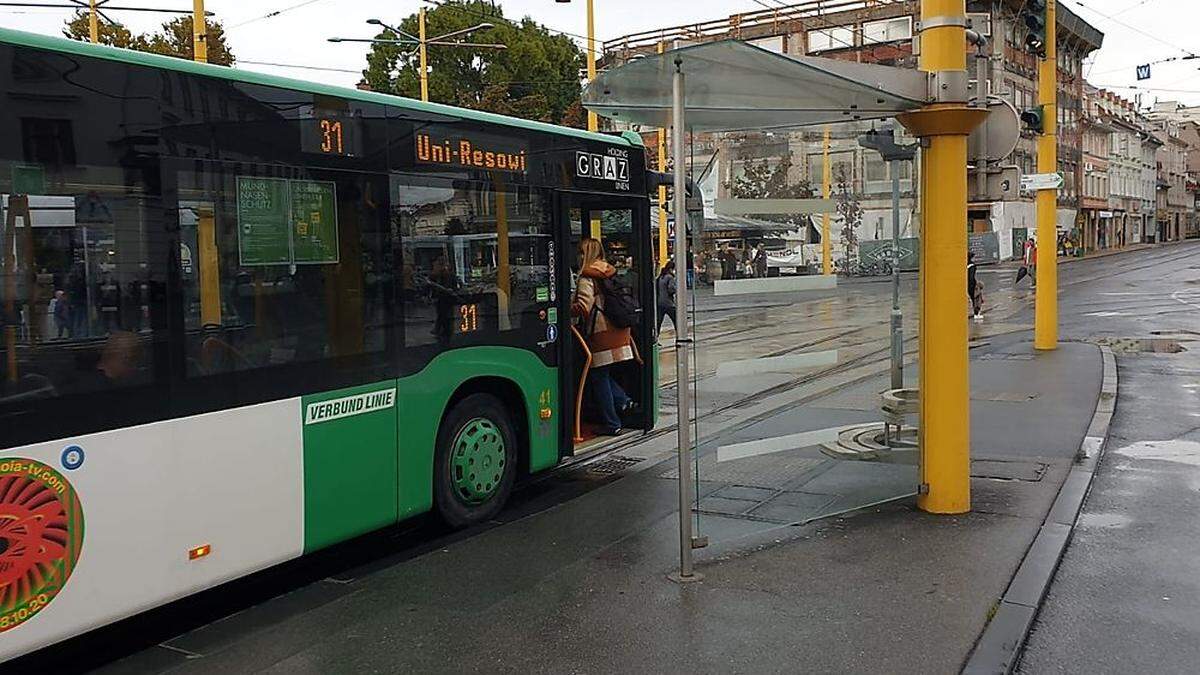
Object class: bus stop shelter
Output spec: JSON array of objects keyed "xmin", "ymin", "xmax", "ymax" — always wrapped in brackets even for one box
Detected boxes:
[{"xmin": 583, "ymin": 39, "xmax": 930, "ymax": 580}]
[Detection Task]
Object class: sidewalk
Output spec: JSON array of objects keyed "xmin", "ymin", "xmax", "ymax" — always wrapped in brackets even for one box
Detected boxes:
[{"xmin": 100, "ymin": 337, "xmax": 1106, "ymax": 674}]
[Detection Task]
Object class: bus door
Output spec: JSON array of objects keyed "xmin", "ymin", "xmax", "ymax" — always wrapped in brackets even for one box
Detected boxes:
[{"xmin": 557, "ymin": 193, "xmax": 653, "ymax": 454}]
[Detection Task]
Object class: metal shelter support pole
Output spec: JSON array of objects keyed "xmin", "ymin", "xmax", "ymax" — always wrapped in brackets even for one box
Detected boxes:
[
  {"xmin": 670, "ymin": 54, "xmax": 698, "ymax": 583},
  {"xmin": 821, "ymin": 127, "xmax": 832, "ymax": 275},
  {"xmin": 1034, "ymin": 0, "xmax": 1058, "ymax": 351},
  {"xmin": 890, "ymin": 159, "xmax": 903, "ymax": 391},
  {"xmin": 897, "ymin": 0, "xmax": 986, "ymax": 515}
]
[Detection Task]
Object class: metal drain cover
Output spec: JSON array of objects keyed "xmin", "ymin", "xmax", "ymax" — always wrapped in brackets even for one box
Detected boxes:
[{"xmin": 587, "ymin": 455, "xmax": 644, "ymax": 475}]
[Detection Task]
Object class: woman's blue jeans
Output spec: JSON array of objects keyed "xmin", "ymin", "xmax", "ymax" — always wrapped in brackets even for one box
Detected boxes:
[{"xmin": 588, "ymin": 366, "xmax": 631, "ymax": 430}]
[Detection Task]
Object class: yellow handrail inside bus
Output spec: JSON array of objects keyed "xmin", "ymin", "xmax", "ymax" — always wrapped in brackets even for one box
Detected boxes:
[{"xmin": 569, "ymin": 323, "xmax": 591, "ymax": 444}]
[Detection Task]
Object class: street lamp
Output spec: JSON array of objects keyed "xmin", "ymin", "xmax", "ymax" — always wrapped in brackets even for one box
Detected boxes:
[
  {"xmin": 329, "ymin": 14, "xmax": 505, "ymax": 102},
  {"xmin": 555, "ymin": 0, "xmax": 597, "ymax": 132}
]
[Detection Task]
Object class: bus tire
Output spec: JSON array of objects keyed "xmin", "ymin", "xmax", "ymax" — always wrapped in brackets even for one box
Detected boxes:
[{"xmin": 434, "ymin": 393, "xmax": 518, "ymax": 528}]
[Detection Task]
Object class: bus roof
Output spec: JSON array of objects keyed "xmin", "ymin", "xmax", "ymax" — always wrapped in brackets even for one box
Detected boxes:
[{"xmin": 0, "ymin": 27, "xmax": 634, "ymax": 148}]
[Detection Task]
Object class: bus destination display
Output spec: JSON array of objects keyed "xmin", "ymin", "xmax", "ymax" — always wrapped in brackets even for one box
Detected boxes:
[{"xmin": 415, "ymin": 127, "xmax": 528, "ymax": 173}]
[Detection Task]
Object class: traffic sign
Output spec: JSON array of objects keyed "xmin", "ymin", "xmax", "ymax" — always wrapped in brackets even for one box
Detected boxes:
[{"xmin": 1020, "ymin": 172, "xmax": 1063, "ymax": 191}]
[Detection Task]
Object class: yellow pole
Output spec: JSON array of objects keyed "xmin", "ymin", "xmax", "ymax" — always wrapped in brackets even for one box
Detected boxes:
[
  {"xmin": 821, "ymin": 126, "xmax": 832, "ymax": 275},
  {"xmin": 658, "ymin": 129, "xmax": 669, "ymax": 269},
  {"xmin": 1034, "ymin": 0, "xmax": 1058, "ymax": 351},
  {"xmin": 896, "ymin": 0, "xmax": 987, "ymax": 515},
  {"xmin": 192, "ymin": 0, "xmax": 207, "ymax": 63},
  {"xmin": 586, "ymin": 0, "xmax": 598, "ymax": 132},
  {"xmin": 197, "ymin": 206, "xmax": 221, "ymax": 326},
  {"xmin": 656, "ymin": 44, "xmax": 668, "ymax": 269},
  {"xmin": 586, "ymin": 0, "xmax": 601, "ymax": 240},
  {"xmin": 2, "ymin": 197, "xmax": 21, "ymax": 384},
  {"xmin": 88, "ymin": 0, "xmax": 99, "ymax": 43},
  {"xmin": 418, "ymin": 7, "xmax": 429, "ymax": 102}
]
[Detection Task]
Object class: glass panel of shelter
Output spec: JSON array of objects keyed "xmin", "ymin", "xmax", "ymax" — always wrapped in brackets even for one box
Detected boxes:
[{"xmin": 681, "ymin": 122, "xmax": 920, "ymax": 550}]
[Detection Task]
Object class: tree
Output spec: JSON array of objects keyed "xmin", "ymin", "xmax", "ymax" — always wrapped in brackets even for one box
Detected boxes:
[
  {"xmin": 142, "ymin": 17, "xmax": 235, "ymax": 65},
  {"xmin": 63, "ymin": 12, "xmax": 235, "ymax": 66},
  {"xmin": 363, "ymin": 1, "xmax": 583, "ymax": 126},
  {"xmin": 727, "ymin": 155, "xmax": 815, "ymax": 231},
  {"xmin": 727, "ymin": 156, "xmax": 813, "ymax": 201},
  {"xmin": 63, "ymin": 12, "xmax": 137, "ymax": 48},
  {"xmin": 834, "ymin": 165, "xmax": 862, "ymax": 268}
]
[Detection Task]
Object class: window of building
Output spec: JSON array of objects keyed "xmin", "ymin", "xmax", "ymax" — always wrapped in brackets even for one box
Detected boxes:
[
  {"xmin": 807, "ymin": 25, "xmax": 855, "ymax": 52},
  {"xmin": 807, "ymin": 151, "xmax": 855, "ymax": 189},
  {"xmin": 862, "ymin": 17, "xmax": 913, "ymax": 45}
]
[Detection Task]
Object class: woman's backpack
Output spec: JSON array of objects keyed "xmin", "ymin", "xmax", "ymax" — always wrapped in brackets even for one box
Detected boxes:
[{"xmin": 597, "ymin": 275, "xmax": 640, "ymax": 328}]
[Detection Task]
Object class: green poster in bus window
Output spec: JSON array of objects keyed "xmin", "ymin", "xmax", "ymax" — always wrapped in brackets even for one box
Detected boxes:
[
  {"xmin": 290, "ymin": 180, "xmax": 339, "ymax": 264},
  {"xmin": 237, "ymin": 176, "xmax": 292, "ymax": 265}
]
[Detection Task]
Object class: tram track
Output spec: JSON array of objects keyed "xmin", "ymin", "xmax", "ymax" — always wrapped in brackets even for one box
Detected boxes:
[{"xmin": 562, "ymin": 243, "xmax": 1200, "ymax": 479}]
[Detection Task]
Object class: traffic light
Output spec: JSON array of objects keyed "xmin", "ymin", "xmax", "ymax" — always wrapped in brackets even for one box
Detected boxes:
[
  {"xmin": 1021, "ymin": 106, "xmax": 1045, "ymax": 134},
  {"xmin": 1023, "ymin": 0, "xmax": 1048, "ymax": 58}
]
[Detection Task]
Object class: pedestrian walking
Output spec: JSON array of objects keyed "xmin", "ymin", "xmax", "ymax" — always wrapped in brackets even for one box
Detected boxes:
[
  {"xmin": 967, "ymin": 252, "xmax": 983, "ymax": 321},
  {"xmin": 753, "ymin": 243, "xmax": 768, "ymax": 278},
  {"xmin": 52, "ymin": 289, "xmax": 70, "ymax": 338},
  {"xmin": 572, "ymin": 237, "xmax": 636, "ymax": 436},
  {"xmin": 656, "ymin": 260, "xmax": 677, "ymax": 334},
  {"xmin": 1016, "ymin": 237, "xmax": 1037, "ymax": 287}
]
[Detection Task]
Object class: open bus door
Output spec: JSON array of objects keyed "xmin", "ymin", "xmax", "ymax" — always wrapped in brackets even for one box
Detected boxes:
[{"xmin": 556, "ymin": 193, "xmax": 654, "ymax": 456}]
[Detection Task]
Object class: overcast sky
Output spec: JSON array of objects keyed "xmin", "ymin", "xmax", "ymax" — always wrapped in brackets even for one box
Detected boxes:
[{"xmin": 2, "ymin": 0, "xmax": 1194, "ymax": 106}]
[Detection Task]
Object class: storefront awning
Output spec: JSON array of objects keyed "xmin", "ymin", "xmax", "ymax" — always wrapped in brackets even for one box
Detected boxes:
[
  {"xmin": 584, "ymin": 40, "xmax": 928, "ymax": 132},
  {"xmin": 703, "ymin": 213, "xmax": 797, "ymax": 237}
]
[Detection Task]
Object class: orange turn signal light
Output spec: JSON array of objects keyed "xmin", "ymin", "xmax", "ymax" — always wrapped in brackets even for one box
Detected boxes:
[{"xmin": 189, "ymin": 544, "xmax": 212, "ymax": 560}]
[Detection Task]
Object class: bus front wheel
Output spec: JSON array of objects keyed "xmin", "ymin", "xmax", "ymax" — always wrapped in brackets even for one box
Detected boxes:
[{"xmin": 434, "ymin": 393, "xmax": 518, "ymax": 528}]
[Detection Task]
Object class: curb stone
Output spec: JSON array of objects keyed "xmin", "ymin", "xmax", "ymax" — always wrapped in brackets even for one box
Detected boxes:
[{"xmin": 961, "ymin": 344, "xmax": 1118, "ymax": 675}]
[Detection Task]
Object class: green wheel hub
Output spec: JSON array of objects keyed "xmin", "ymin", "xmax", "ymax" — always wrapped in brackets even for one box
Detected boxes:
[{"xmin": 450, "ymin": 417, "xmax": 506, "ymax": 505}]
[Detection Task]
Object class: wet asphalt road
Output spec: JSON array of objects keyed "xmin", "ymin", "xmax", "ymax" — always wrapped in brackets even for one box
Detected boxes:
[
  {"xmin": 20, "ymin": 243, "xmax": 1199, "ymax": 673},
  {"xmin": 1018, "ymin": 241, "xmax": 1200, "ymax": 673}
]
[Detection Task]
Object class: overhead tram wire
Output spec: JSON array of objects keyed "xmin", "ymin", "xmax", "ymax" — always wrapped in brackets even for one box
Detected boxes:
[
  {"xmin": 227, "ymin": 0, "xmax": 331, "ymax": 30},
  {"xmin": 421, "ymin": 0, "xmax": 591, "ymax": 44},
  {"xmin": 1067, "ymin": 0, "xmax": 1196, "ymax": 59}
]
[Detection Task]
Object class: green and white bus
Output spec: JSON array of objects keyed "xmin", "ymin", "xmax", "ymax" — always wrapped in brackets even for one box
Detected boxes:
[{"xmin": 0, "ymin": 28, "xmax": 656, "ymax": 661}]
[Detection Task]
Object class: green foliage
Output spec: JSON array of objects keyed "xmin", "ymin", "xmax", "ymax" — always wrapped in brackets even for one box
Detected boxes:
[
  {"xmin": 726, "ymin": 155, "xmax": 814, "ymax": 227},
  {"xmin": 727, "ymin": 156, "xmax": 813, "ymax": 200},
  {"xmin": 834, "ymin": 165, "xmax": 862, "ymax": 260},
  {"xmin": 363, "ymin": 1, "xmax": 583, "ymax": 126},
  {"xmin": 63, "ymin": 12, "xmax": 235, "ymax": 65}
]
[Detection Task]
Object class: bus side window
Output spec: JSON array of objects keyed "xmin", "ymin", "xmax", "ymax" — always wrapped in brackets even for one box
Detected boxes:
[
  {"xmin": 394, "ymin": 176, "xmax": 551, "ymax": 354},
  {"xmin": 172, "ymin": 164, "xmax": 390, "ymax": 379}
]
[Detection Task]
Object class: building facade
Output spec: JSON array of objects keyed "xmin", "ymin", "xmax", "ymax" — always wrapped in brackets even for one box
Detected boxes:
[
  {"xmin": 1080, "ymin": 84, "xmax": 1113, "ymax": 250},
  {"xmin": 603, "ymin": 0, "xmax": 1103, "ymax": 262}
]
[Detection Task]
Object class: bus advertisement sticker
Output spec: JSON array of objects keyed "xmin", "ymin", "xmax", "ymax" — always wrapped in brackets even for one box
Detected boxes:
[
  {"xmin": 0, "ymin": 457, "xmax": 84, "ymax": 634},
  {"xmin": 61, "ymin": 445, "xmax": 85, "ymax": 471},
  {"xmin": 546, "ymin": 324, "xmax": 558, "ymax": 343}
]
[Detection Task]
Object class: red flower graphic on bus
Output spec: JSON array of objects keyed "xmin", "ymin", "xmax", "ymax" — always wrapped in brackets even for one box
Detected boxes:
[{"xmin": 0, "ymin": 458, "xmax": 84, "ymax": 633}]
